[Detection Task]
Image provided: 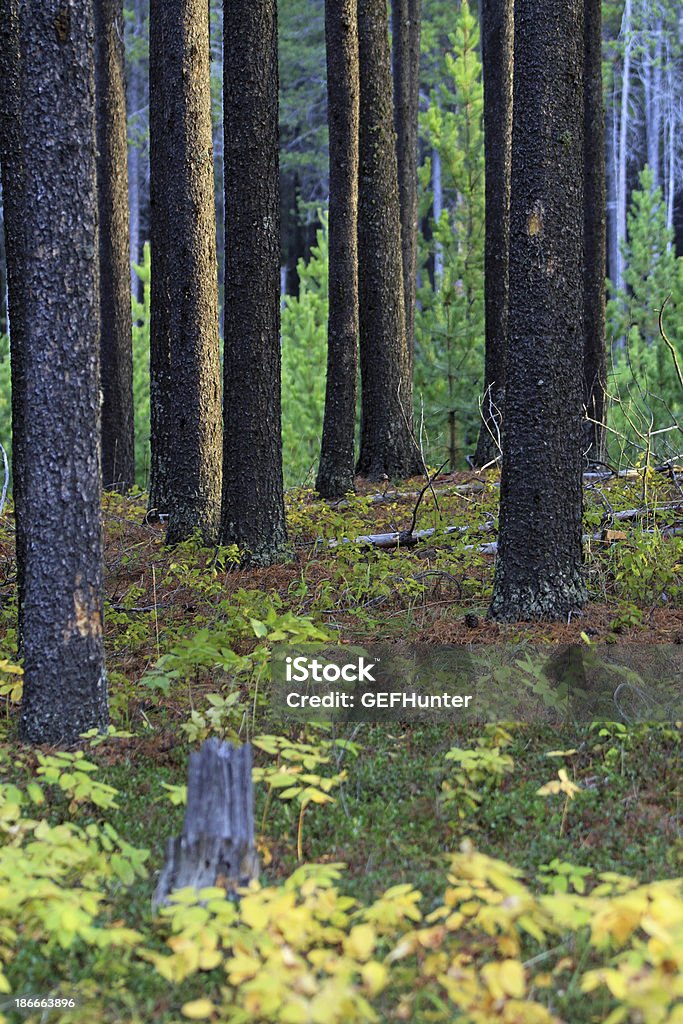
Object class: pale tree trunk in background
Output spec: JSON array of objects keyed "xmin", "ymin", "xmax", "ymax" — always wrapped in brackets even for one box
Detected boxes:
[
  {"xmin": 95, "ymin": 0, "xmax": 135, "ymax": 492},
  {"xmin": 606, "ymin": 86, "xmax": 619, "ymax": 287},
  {"xmin": 316, "ymin": 0, "xmax": 359, "ymax": 499},
  {"xmin": 0, "ymin": 0, "xmax": 108, "ymax": 743},
  {"xmin": 391, "ymin": 0, "xmax": 421, "ymax": 371},
  {"xmin": 615, "ymin": 0, "xmax": 632, "ymax": 295},
  {"xmin": 220, "ymin": 0, "xmax": 289, "ymax": 566},
  {"xmin": 650, "ymin": 26, "xmax": 662, "ymax": 188},
  {"xmin": 489, "ymin": 0, "xmax": 586, "ymax": 622},
  {"xmin": 149, "ymin": 0, "xmax": 223, "ymax": 543},
  {"xmin": 472, "ymin": 0, "xmax": 513, "ymax": 469},
  {"xmin": 126, "ymin": 0, "xmax": 143, "ymax": 298},
  {"xmin": 664, "ymin": 53, "xmax": 675, "ymax": 240},
  {"xmin": 582, "ymin": 0, "xmax": 606, "ymax": 461},
  {"xmin": 432, "ymin": 146, "xmax": 444, "ymax": 283}
]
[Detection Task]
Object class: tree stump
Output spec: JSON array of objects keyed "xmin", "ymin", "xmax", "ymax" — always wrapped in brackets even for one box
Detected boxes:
[{"xmin": 153, "ymin": 739, "xmax": 259, "ymax": 910}]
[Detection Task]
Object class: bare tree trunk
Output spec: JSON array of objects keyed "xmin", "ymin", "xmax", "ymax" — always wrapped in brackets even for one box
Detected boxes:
[
  {"xmin": 582, "ymin": 0, "xmax": 606, "ymax": 461},
  {"xmin": 391, "ymin": 0, "xmax": 421, "ymax": 370},
  {"xmin": 220, "ymin": 0, "xmax": 289, "ymax": 566},
  {"xmin": 0, "ymin": 0, "xmax": 108, "ymax": 743},
  {"xmin": 489, "ymin": 0, "xmax": 586, "ymax": 622},
  {"xmin": 126, "ymin": 0, "xmax": 143, "ymax": 298},
  {"xmin": 356, "ymin": 0, "xmax": 421, "ymax": 480},
  {"xmin": 95, "ymin": 0, "xmax": 135, "ymax": 492},
  {"xmin": 149, "ymin": 0, "xmax": 223, "ymax": 542},
  {"xmin": 606, "ymin": 91, "xmax": 620, "ymax": 288},
  {"xmin": 316, "ymin": 0, "xmax": 359, "ymax": 499},
  {"xmin": 432, "ymin": 146, "xmax": 444, "ymax": 284},
  {"xmin": 472, "ymin": 0, "xmax": 513, "ymax": 468},
  {"xmin": 615, "ymin": 0, "xmax": 632, "ymax": 295}
]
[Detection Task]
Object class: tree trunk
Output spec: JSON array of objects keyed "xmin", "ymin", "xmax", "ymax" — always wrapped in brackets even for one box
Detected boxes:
[
  {"xmin": 472, "ymin": 0, "xmax": 513, "ymax": 468},
  {"xmin": 220, "ymin": 0, "xmax": 289, "ymax": 566},
  {"xmin": 582, "ymin": 0, "xmax": 606, "ymax": 462},
  {"xmin": 391, "ymin": 0, "xmax": 421, "ymax": 371},
  {"xmin": 488, "ymin": 0, "xmax": 587, "ymax": 622},
  {"xmin": 615, "ymin": 0, "xmax": 632, "ymax": 296},
  {"xmin": 316, "ymin": 0, "xmax": 360, "ymax": 499},
  {"xmin": 432, "ymin": 146, "xmax": 444, "ymax": 284},
  {"xmin": 125, "ymin": 0, "xmax": 143, "ymax": 299},
  {"xmin": 356, "ymin": 0, "xmax": 421, "ymax": 481},
  {"xmin": 153, "ymin": 740, "xmax": 258, "ymax": 909},
  {"xmin": 0, "ymin": 0, "xmax": 108, "ymax": 743},
  {"xmin": 606, "ymin": 92, "xmax": 619, "ymax": 290},
  {"xmin": 95, "ymin": 0, "xmax": 135, "ymax": 492},
  {"xmin": 149, "ymin": 0, "xmax": 223, "ymax": 543}
]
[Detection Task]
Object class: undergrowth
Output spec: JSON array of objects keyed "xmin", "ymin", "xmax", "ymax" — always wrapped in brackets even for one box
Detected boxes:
[{"xmin": 0, "ymin": 470, "xmax": 681, "ymax": 1023}]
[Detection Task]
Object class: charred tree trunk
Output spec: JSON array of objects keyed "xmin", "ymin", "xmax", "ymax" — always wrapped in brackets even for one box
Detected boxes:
[
  {"xmin": 391, "ymin": 0, "xmax": 421, "ymax": 369},
  {"xmin": 488, "ymin": 0, "xmax": 587, "ymax": 622},
  {"xmin": 0, "ymin": 0, "xmax": 108, "ymax": 743},
  {"xmin": 95, "ymin": 0, "xmax": 135, "ymax": 492},
  {"xmin": 472, "ymin": 0, "xmax": 513, "ymax": 468},
  {"xmin": 149, "ymin": 0, "xmax": 222, "ymax": 543},
  {"xmin": 316, "ymin": 0, "xmax": 359, "ymax": 499},
  {"xmin": 220, "ymin": 0, "xmax": 289, "ymax": 566},
  {"xmin": 356, "ymin": 0, "xmax": 421, "ymax": 481},
  {"xmin": 582, "ymin": 0, "xmax": 606, "ymax": 462}
]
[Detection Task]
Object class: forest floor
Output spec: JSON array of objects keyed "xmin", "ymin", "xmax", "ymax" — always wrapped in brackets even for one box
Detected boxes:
[{"xmin": 0, "ymin": 467, "xmax": 681, "ymax": 1023}]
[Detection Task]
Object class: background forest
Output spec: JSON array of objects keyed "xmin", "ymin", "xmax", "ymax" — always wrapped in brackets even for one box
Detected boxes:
[{"xmin": 2, "ymin": 0, "xmax": 683, "ymax": 484}]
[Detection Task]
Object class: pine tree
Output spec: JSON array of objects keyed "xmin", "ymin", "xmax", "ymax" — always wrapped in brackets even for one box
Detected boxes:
[{"xmin": 489, "ymin": 0, "xmax": 586, "ymax": 622}]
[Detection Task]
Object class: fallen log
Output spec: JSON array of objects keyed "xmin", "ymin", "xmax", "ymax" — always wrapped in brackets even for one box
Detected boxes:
[{"xmin": 153, "ymin": 739, "xmax": 258, "ymax": 910}]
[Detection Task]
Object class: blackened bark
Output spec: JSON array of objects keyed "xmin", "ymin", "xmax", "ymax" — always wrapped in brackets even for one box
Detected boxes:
[
  {"xmin": 582, "ymin": 0, "xmax": 606, "ymax": 462},
  {"xmin": 472, "ymin": 0, "xmax": 513, "ymax": 468},
  {"xmin": 316, "ymin": 0, "xmax": 359, "ymax": 499},
  {"xmin": 95, "ymin": 0, "xmax": 135, "ymax": 492},
  {"xmin": 488, "ymin": 0, "xmax": 587, "ymax": 622},
  {"xmin": 391, "ymin": 0, "xmax": 421, "ymax": 369},
  {"xmin": 356, "ymin": 0, "xmax": 421, "ymax": 481},
  {"xmin": 0, "ymin": 0, "xmax": 108, "ymax": 743},
  {"xmin": 149, "ymin": 0, "xmax": 222, "ymax": 543},
  {"xmin": 220, "ymin": 0, "xmax": 288, "ymax": 566}
]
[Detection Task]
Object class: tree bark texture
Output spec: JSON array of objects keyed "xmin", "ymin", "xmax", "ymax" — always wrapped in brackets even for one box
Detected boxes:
[
  {"xmin": 391, "ymin": 0, "xmax": 421, "ymax": 370},
  {"xmin": 0, "ymin": 0, "xmax": 108, "ymax": 743},
  {"xmin": 582, "ymin": 0, "xmax": 607, "ymax": 461},
  {"xmin": 220, "ymin": 0, "xmax": 289, "ymax": 565},
  {"xmin": 95, "ymin": 0, "xmax": 135, "ymax": 492},
  {"xmin": 489, "ymin": 0, "xmax": 587, "ymax": 622},
  {"xmin": 316, "ymin": 0, "xmax": 360, "ymax": 499},
  {"xmin": 472, "ymin": 0, "xmax": 513, "ymax": 468},
  {"xmin": 356, "ymin": 0, "xmax": 421, "ymax": 481},
  {"xmin": 149, "ymin": 0, "xmax": 223, "ymax": 543}
]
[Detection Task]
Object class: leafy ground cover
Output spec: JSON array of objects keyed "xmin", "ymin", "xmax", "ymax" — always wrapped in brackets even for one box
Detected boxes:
[{"xmin": 0, "ymin": 468, "xmax": 681, "ymax": 1023}]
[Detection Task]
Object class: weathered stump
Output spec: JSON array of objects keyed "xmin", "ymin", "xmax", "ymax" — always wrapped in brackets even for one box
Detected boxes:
[{"xmin": 153, "ymin": 739, "xmax": 259, "ymax": 910}]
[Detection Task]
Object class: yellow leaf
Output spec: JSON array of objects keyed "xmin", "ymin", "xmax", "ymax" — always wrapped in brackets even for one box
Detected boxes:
[
  {"xmin": 226, "ymin": 952, "xmax": 261, "ymax": 984},
  {"xmin": 362, "ymin": 960, "xmax": 388, "ymax": 996},
  {"xmin": 344, "ymin": 923, "xmax": 376, "ymax": 961},
  {"xmin": 481, "ymin": 959, "xmax": 525, "ymax": 999},
  {"xmin": 181, "ymin": 998, "xmax": 215, "ymax": 1019}
]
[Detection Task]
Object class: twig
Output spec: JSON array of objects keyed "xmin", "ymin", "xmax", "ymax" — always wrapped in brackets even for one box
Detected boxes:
[{"xmin": 659, "ymin": 294, "xmax": 683, "ymax": 393}]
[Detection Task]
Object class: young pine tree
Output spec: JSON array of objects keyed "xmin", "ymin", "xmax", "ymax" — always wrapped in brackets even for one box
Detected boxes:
[{"xmin": 415, "ymin": 0, "xmax": 485, "ymax": 470}]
